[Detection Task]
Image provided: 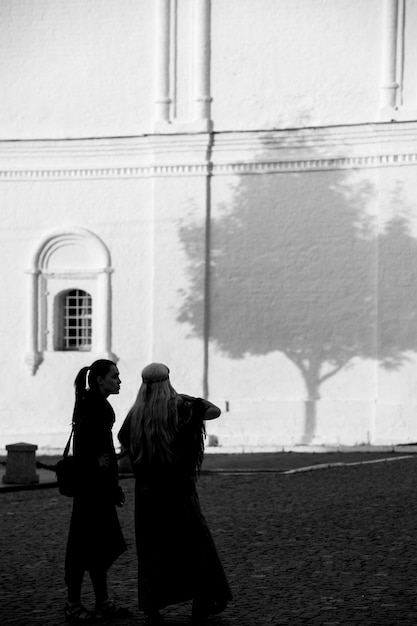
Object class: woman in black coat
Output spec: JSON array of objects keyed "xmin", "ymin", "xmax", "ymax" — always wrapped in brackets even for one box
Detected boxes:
[
  {"xmin": 64, "ymin": 359, "xmax": 130, "ymax": 622},
  {"xmin": 118, "ymin": 362, "xmax": 232, "ymax": 626}
]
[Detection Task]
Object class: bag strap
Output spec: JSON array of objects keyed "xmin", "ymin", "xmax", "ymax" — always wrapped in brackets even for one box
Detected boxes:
[
  {"xmin": 63, "ymin": 425, "xmax": 75, "ymax": 459},
  {"xmin": 63, "ymin": 395, "xmax": 85, "ymax": 458}
]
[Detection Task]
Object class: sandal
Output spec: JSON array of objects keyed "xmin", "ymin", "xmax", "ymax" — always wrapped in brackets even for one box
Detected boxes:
[
  {"xmin": 65, "ymin": 603, "xmax": 98, "ymax": 623},
  {"xmin": 95, "ymin": 600, "xmax": 133, "ymax": 620}
]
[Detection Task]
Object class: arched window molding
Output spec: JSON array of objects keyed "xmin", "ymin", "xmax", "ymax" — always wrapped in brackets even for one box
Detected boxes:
[{"xmin": 25, "ymin": 227, "xmax": 117, "ymax": 375}]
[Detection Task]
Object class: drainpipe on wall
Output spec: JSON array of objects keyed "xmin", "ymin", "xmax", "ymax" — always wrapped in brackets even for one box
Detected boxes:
[
  {"xmin": 203, "ymin": 136, "xmax": 214, "ymax": 400},
  {"xmin": 195, "ymin": 0, "xmax": 213, "ymax": 398}
]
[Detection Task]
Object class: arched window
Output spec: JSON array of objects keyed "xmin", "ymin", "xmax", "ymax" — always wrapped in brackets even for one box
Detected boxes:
[
  {"xmin": 26, "ymin": 227, "xmax": 117, "ymax": 374},
  {"xmin": 58, "ymin": 289, "xmax": 93, "ymax": 351}
]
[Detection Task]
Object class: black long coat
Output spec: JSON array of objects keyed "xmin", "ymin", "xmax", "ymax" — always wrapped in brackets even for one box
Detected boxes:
[
  {"xmin": 119, "ymin": 395, "xmax": 232, "ymax": 613},
  {"xmin": 65, "ymin": 391, "xmax": 127, "ymax": 574}
]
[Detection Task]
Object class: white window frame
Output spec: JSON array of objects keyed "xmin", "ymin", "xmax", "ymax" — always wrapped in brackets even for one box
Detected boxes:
[{"xmin": 25, "ymin": 227, "xmax": 116, "ymax": 374}]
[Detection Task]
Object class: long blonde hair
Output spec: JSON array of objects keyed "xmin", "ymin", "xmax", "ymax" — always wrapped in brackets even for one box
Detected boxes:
[{"xmin": 125, "ymin": 363, "xmax": 179, "ymax": 465}]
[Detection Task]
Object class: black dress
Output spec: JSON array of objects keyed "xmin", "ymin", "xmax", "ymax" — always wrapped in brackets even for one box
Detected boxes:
[
  {"xmin": 65, "ymin": 391, "xmax": 127, "ymax": 576},
  {"xmin": 119, "ymin": 395, "xmax": 232, "ymax": 613}
]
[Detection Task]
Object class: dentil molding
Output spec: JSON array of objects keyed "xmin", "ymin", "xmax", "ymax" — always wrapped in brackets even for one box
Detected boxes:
[{"xmin": 0, "ymin": 123, "xmax": 416, "ymax": 180}]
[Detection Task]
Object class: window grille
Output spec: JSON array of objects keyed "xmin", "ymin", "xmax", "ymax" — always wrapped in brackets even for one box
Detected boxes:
[{"xmin": 61, "ymin": 289, "xmax": 92, "ymax": 351}]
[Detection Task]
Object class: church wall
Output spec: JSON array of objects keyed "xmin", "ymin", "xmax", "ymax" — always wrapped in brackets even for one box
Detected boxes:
[
  {"xmin": 203, "ymin": 128, "xmax": 417, "ymax": 449},
  {"xmin": 205, "ymin": 153, "xmax": 379, "ymax": 447},
  {"xmin": 0, "ymin": 0, "xmax": 401, "ymax": 138},
  {"xmin": 0, "ymin": 145, "xmax": 212, "ymax": 451},
  {"xmin": 0, "ymin": 1, "xmax": 417, "ymax": 452},
  {"xmin": 0, "ymin": 174, "xmax": 154, "ymax": 448},
  {"xmin": 211, "ymin": 0, "xmax": 382, "ymax": 131},
  {"xmin": 1, "ymin": 129, "xmax": 417, "ymax": 452},
  {"xmin": 0, "ymin": 0, "xmax": 155, "ymax": 139}
]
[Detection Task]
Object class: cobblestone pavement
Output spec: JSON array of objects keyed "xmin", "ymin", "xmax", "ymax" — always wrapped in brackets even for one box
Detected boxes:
[{"xmin": 2, "ymin": 454, "xmax": 417, "ymax": 625}]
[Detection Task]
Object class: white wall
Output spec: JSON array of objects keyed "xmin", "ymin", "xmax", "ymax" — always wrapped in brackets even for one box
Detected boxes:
[
  {"xmin": 0, "ymin": 0, "xmax": 154, "ymax": 139},
  {"xmin": 0, "ymin": 174, "xmax": 153, "ymax": 445},
  {"xmin": 2, "ymin": 0, "xmax": 416, "ymax": 138},
  {"xmin": 1, "ymin": 1, "xmax": 417, "ymax": 453},
  {"xmin": 211, "ymin": 0, "xmax": 383, "ymax": 130}
]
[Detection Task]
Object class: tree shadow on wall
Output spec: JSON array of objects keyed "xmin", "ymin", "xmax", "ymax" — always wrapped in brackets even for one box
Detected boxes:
[{"xmin": 178, "ymin": 151, "xmax": 417, "ymax": 444}]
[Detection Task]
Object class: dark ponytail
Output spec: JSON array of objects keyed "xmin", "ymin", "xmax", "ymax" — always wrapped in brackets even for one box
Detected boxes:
[{"xmin": 72, "ymin": 360, "xmax": 116, "ymax": 424}]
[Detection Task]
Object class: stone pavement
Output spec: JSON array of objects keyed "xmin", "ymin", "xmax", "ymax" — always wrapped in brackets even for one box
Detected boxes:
[{"xmin": 2, "ymin": 451, "xmax": 417, "ymax": 625}]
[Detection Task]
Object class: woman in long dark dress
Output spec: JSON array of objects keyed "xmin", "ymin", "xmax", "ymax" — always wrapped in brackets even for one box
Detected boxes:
[
  {"xmin": 118, "ymin": 362, "xmax": 232, "ymax": 626},
  {"xmin": 64, "ymin": 359, "xmax": 131, "ymax": 622}
]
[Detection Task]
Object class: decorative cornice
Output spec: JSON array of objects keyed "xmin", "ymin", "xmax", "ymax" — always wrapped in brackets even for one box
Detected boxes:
[
  {"xmin": 212, "ymin": 152, "xmax": 417, "ymax": 175},
  {"xmin": 0, "ymin": 164, "xmax": 210, "ymax": 180},
  {"xmin": 0, "ymin": 123, "xmax": 416, "ymax": 180},
  {"xmin": 1, "ymin": 155, "xmax": 416, "ymax": 181}
]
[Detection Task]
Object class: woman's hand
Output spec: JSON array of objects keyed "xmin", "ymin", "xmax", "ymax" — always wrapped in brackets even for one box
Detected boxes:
[
  {"xmin": 98, "ymin": 453, "xmax": 111, "ymax": 468},
  {"xmin": 203, "ymin": 405, "xmax": 221, "ymax": 420},
  {"xmin": 196, "ymin": 398, "xmax": 221, "ymax": 420}
]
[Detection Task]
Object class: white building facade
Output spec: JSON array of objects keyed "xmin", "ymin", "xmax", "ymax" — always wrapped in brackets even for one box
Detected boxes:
[{"xmin": 1, "ymin": 0, "xmax": 417, "ymax": 452}]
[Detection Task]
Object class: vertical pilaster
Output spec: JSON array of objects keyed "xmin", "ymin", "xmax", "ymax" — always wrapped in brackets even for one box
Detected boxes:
[
  {"xmin": 96, "ymin": 269, "xmax": 117, "ymax": 361},
  {"xmin": 193, "ymin": 0, "xmax": 212, "ymax": 128},
  {"xmin": 381, "ymin": 0, "xmax": 399, "ymax": 110},
  {"xmin": 24, "ymin": 270, "xmax": 42, "ymax": 375},
  {"xmin": 202, "ymin": 136, "xmax": 213, "ymax": 398},
  {"xmin": 155, "ymin": 0, "xmax": 171, "ymax": 125}
]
